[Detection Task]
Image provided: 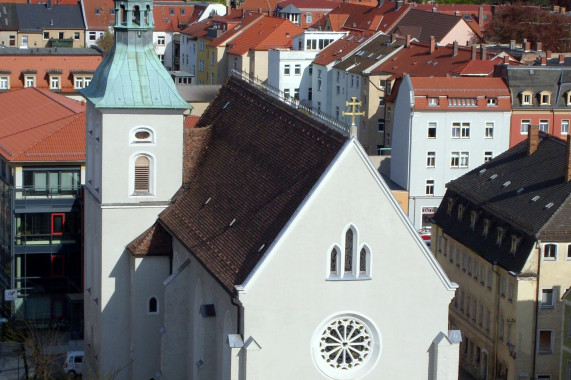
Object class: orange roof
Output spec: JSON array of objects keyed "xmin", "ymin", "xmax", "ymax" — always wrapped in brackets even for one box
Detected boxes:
[
  {"xmin": 313, "ymin": 31, "xmax": 373, "ymax": 66},
  {"xmin": 153, "ymin": 3, "xmax": 205, "ymax": 33},
  {"xmin": 0, "ymin": 51, "xmax": 102, "ymax": 93},
  {"xmin": 208, "ymin": 13, "xmax": 264, "ymax": 47},
  {"xmin": 410, "ymin": 77, "xmax": 511, "ymax": 111},
  {"xmin": 373, "ymin": 42, "xmax": 475, "ymax": 78},
  {"xmin": 240, "ymin": 0, "xmax": 279, "ymax": 14},
  {"xmin": 225, "ymin": 16, "xmax": 303, "ymax": 55},
  {"xmin": 319, "ymin": 1, "xmax": 412, "ymax": 32},
  {"xmin": 0, "ymin": 88, "xmax": 85, "ymax": 162},
  {"xmin": 451, "ymin": 57, "xmax": 502, "ymax": 76},
  {"xmin": 82, "ymin": 0, "xmax": 115, "ymax": 30}
]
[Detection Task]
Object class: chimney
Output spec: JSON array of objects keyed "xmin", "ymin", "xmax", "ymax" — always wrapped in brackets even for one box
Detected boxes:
[
  {"xmin": 480, "ymin": 45, "xmax": 487, "ymax": 60},
  {"xmin": 432, "ymin": 7, "xmax": 437, "ymax": 12},
  {"xmin": 471, "ymin": 45, "xmax": 477, "ymax": 61},
  {"xmin": 478, "ymin": 6, "xmax": 483, "ymax": 27},
  {"xmin": 509, "ymin": 40, "xmax": 516, "ymax": 50},
  {"xmin": 377, "ymin": 0, "xmax": 383, "ymax": 8},
  {"xmin": 566, "ymin": 135, "xmax": 571, "ymax": 181},
  {"xmin": 554, "ymin": 5, "xmax": 560, "ymax": 12},
  {"xmin": 546, "ymin": 51, "xmax": 552, "ymax": 59},
  {"xmin": 47, "ymin": 0, "xmax": 52, "ymax": 8},
  {"xmin": 528, "ymin": 125, "xmax": 539, "ymax": 155},
  {"xmin": 406, "ymin": 34, "xmax": 411, "ymax": 48},
  {"xmin": 452, "ymin": 40, "xmax": 458, "ymax": 57},
  {"xmin": 541, "ymin": 56, "xmax": 547, "ymax": 65},
  {"xmin": 561, "ymin": 6, "xmax": 566, "ymax": 13},
  {"xmin": 242, "ymin": 8, "xmax": 245, "ymax": 17},
  {"xmin": 183, "ymin": 124, "xmax": 212, "ymax": 184},
  {"xmin": 560, "ymin": 54, "xmax": 565, "ymax": 64},
  {"xmin": 504, "ymin": 55, "xmax": 509, "ymax": 64},
  {"xmin": 535, "ymin": 42, "xmax": 542, "ymax": 52},
  {"xmin": 524, "ymin": 41, "xmax": 531, "ymax": 52},
  {"xmin": 430, "ymin": 35, "xmax": 435, "ymax": 54}
]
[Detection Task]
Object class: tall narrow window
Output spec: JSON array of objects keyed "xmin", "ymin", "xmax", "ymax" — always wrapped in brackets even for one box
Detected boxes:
[
  {"xmin": 134, "ymin": 156, "xmax": 150, "ymax": 193},
  {"xmin": 345, "ymin": 229, "xmax": 353, "ymax": 273},
  {"xmin": 359, "ymin": 248, "xmax": 366, "ymax": 274},
  {"xmin": 330, "ymin": 248, "xmax": 338, "ymax": 276},
  {"xmin": 148, "ymin": 297, "xmax": 158, "ymax": 314}
]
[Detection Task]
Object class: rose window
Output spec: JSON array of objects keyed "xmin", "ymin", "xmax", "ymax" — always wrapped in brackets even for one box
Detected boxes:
[
  {"xmin": 312, "ymin": 313, "xmax": 381, "ymax": 379},
  {"xmin": 319, "ymin": 317, "xmax": 370, "ymax": 370}
]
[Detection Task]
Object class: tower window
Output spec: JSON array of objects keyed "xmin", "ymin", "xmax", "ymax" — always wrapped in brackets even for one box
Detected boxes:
[
  {"xmin": 134, "ymin": 156, "xmax": 150, "ymax": 193},
  {"xmin": 148, "ymin": 297, "xmax": 158, "ymax": 314}
]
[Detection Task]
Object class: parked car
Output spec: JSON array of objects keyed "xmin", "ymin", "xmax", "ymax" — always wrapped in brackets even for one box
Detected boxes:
[{"xmin": 64, "ymin": 351, "xmax": 84, "ymax": 378}]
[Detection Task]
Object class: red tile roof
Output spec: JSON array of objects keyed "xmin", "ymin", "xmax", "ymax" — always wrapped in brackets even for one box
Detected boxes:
[
  {"xmin": 450, "ymin": 57, "xmax": 502, "ymax": 76},
  {"xmin": 313, "ymin": 31, "xmax": 373, "ymax": 66},
  {"xmin": 316, "ymin": 1, "xmax": 412, "ymax": 33},
  {"xmin": 225, "ymin": 16, "xmax": 303, "ymax": 55},
  {"xmin": 0, "ymin": 51, "xmax": 102, "ymax": 93},
  {"xmin": 208, "ymin": 13, "xmax": 264, "ymax": 47},
  {"xmin": 153, "ymin": 3, "xmax": 206, "ymax": 33},
  {"xmin": 372, "ymin": 42, "xmax": 478, "ymax": 78},
  {"xmin": 0, "ymin": 88, "xmax": 85, "ymax": 162},
  {"xmin": 276, "ymin": 0, "xmax": 341, "ymax": 9},
  {"xmin": 410, "ymin": 77, "xmax": 511, "ymax": 111},
  {"xmin": 240, "ymin": 0, "xmax": 280, "ymax": 14},
  {"xmin": 82, "ymin": 0, "xmax": 115, "ymax": 30}
]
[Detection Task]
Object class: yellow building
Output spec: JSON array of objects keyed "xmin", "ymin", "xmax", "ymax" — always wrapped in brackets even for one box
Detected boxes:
[{"xmin": 432, "ymin": 128, "xmax": 571, "ymax": 380}]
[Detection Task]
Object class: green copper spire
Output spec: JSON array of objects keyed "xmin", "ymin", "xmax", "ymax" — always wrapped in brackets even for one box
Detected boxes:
[{"xmin": 81, "ymin": 0, "xmax": 191, "ymax": 110}]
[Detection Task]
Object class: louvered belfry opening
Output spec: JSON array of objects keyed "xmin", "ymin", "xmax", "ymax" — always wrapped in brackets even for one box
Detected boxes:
[{"xmin": 134, "ymin": 156, "xmax": 150, "ymax": 192}]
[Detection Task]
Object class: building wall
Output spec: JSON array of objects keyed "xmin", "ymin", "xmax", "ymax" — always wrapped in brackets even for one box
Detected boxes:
[
  {"xmin": 239, "ymin": 143, "xmax": 456, "ymax": 379},
  {"xmin": 510, "ymin": 110, "xmax": 571, "ymax": 147},
  {"xmin": 267, "ymin": 49, "xmax": 316, "ymax": 103},
  {"xmin": 18, "ymin": 30, "xmax": 85, "ymax": 49},
  {"xmin": 250, "ymin": 50, "xmax": 269, "ymax": 83},
  {"xmin": 441, "ymin": 21, "xmax": 478, "ymax": 46}
]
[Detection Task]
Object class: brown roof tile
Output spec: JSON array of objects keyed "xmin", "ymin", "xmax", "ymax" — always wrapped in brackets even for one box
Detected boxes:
[
  {"xmin": 313, "ymin": 31, "xmax": 374, "ymax": 66},
  {"xmin": 127, "ymin": 222, "xmax": 172, "ymax": 256},
  {"xmin": 158, "ymin": 76, "xmax": 346, "ymax": 294}
]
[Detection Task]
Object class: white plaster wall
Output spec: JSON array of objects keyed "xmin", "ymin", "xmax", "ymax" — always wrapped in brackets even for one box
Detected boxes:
[
  {"xmin": 161, "ymin": 238, "xmax": 239, "ymax": 380},
  {"xmin": 238, "ymin": 142, "xmax": 455, "ymax": 379},
  {"xmin": 330, "ymin": 68, "xmax": 348, "ymax": 120},
  {"xmin": 153, "ymin": 32, "xmax": 173, "ymax": 70},
  {"xmin": 131, "ymin": 255, "xmax": 169, "ymax": 379},
  {"xmin": 99, "ymin": 111, "xmax": 183, "ymax": 204},
  {"xmin": 267, "ymin": 49, "xmax": 316, "ymax": 103},
  {"xmin": 199, "ymin": 4, "xmax": 227, "ymax": 21},
  {"xmin": 311, "ymin": 64, "xmax": 330, "ymax": 112},
  {"xmin": 441, "ymin": 21, "xmax": 477, "ymax": 47}
]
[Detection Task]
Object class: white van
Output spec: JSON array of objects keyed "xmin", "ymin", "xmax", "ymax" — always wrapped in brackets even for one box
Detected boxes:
[{"xmin": 64, "ymin": 351, "xmax": 84, "ymax": 378}]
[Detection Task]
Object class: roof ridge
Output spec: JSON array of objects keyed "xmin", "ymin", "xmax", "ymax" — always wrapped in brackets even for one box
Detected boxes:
[{"xmin": 31, "ymin": 87, "xmax": 85, "ymax": 113}]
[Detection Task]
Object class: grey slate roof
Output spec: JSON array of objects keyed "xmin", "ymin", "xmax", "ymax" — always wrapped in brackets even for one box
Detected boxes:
[
  {"xmin": 16, "ymin": 4, "xmax": 85, "ymax": 32},
  {"xmin": 0, "ymin": 3, "xmax": 18, "ymax": 32},
  {"xmin": 390, "ymin": 9, "xmax": 462, "ymax": 44},
  {"xmin": 504, "ymin": 66, "xmax": 571, "ymax": 110},
  {"xmin": 333, "ymin": 33, "xmax": 404, "ymax": 74},
  {"xmin": 433, "ymin": 133, "xmax": 571, "ymax": 273}
]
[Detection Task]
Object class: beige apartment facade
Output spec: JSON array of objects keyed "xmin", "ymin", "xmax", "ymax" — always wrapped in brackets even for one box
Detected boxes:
[{"xmin": 432, "ymin": 130, "xmax": 571, "ymax": 380}]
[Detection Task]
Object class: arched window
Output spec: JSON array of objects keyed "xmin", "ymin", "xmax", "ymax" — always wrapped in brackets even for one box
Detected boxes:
[
  {"xmin": 134, "ymin": 156, "xmax": 150, "ymax": 193},
  {"xmin": 344, "ymin": 229, "xmax": 354, "ymax": 273},
  {"xmin": 359, "ymin": 248, "xmax": 367, "ymax": 274},
  {"xmin": 133, "ymin": 5, "xmax": 140, "ymax": 25},
  {"xmin": 330, "ymin": 248, "xmax": 338, "ymax": 274},
  {"xmin": 148, "ymin": 297, "xmax": 158, "ymax": 314}
]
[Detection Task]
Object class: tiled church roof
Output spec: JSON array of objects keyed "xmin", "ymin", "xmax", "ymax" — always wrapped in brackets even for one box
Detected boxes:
[{"xmin": 157, "ymin": 76, "xmax": 346, "ymax": 294}]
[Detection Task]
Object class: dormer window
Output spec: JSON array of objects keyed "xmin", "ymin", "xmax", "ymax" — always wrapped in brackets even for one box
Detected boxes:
[
  {"xmin": 510, "ymin": 235, "xmax": 521, "ymax": 254},
  {"xmin": 447, "ymin": 198, "xmax": 456, "ymax": 215},
  {"xmin": 521, "ymin": 90, "xmax": 533, "ymax": 105},
  {"xmin": 428, "ymin": 97, "xmax": 438, "ymax": 106},
  {"xmin": 457, "ymin": 204, "xmax": 464, "ymax": 221},
  {"xmin": 566, "ymin": 92, "xmax": 571, "ymax": 106},
  {"xmin": 487, "ymin": 98, "xmax": 498, "ymax": 106},
  {"xmin": 540, "ymin": 91, "xmax": 551, "ymax": 105},
  {"xmin": 482, "ymin": 219, "xmax": 490, "ymax": 237},
  {"xmin": 470, "ymin": 211, "xmax": 480, "ymax": 230},
  {"xmin": 496, "ymin": 227, "xmax": 505, "ymax": 245}
]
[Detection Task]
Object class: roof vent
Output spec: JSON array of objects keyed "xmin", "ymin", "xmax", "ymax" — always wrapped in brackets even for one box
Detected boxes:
[
  {"xmin": 531, "ymin": 195, "xmax": 540, "ymax": 202},
  {"xmin": 229, "ymin": 218, "xmax": 236, "ymax": 227},
  {"xmin": 479, "ymin": 168, "xmax": 486, "ymax": 175},
  {"xmin": 258, "ymin": 244, "xmax": 265, "ymax": 252},
  {"xmin": 544, "ymin": 202, "xmax": 554, "ymax": 209},
  {"xmin": 223, "ymin": 101, "xmax": 230, "ymax": 109},
  {"xmin": 516, "ymin": 187, "xmax": 524, "ymax": 194},
  {"xmin": 502, "ymin": 180, "xmax": 511, "ymax": 188},
  {"xmin": 489, "ymin": 174, "xmax": 498, "ymax": 180},
  {"xmin": 204, "ymin": 197, "xmax": 211, "ymax": 205}
]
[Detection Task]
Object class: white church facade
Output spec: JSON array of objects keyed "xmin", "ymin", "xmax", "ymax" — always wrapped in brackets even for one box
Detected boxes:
[{"xmin": 80, "ymin": 0, "xmax": 462, "ymax": 378}]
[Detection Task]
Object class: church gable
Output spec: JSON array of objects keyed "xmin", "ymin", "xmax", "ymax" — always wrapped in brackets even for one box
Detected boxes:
[{"xmin": 158, "ymin": 76, "xmax": 346, "ymax": 294}]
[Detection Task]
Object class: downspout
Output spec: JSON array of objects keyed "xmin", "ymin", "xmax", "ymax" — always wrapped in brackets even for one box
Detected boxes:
[
  {"xmin": 532, "ymin": 240, "xmax": 541, "ymax": 378},
  {"xmin": 231, "ymin": 296, "xmax": 243, "ymax": 336},
  {"xmin": 492, "ymin": 263, "xmax": 501, "ymax": 379}
]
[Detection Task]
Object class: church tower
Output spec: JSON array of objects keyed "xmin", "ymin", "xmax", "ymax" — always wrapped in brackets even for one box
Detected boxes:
[{"xmin": 81, "ymin": 0, "xmax": 190, "ymax": 377}]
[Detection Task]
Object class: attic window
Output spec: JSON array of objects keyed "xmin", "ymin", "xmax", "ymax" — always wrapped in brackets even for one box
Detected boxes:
[
  {"xmin": 457, "ymin": 204, "xmax": 464, "ymax": 221},
  {"xmin": 540, "ymin": 91, "xmax": 551, "ymax": 105},
  {"xmin": 567, "ymin": 92, "xmax": 571, "ymax": 106},
  {"xmin": 517, "ymin": 187, "xmax": 524, "ymax": 194},
  {"xmin": 447, "ymin": 198, "xmax": 456, "ymax": 215},
  {"xmin": 544, "ymin": 202, "xmax": 554, "ymax": 209},
  {"xmin": 496, "ymin": 227, "xmax": 505, "ymax": 245},
  {"xmin": 482, "ymin": 219, "xmax": 490, "ymax": 237},
  {"xmin": 531, "ymin": 195, "xmax": 540, "ymax": 202},
  {"xmin": 521, "ymin": 90, "xmax": 533, "ymax": 105},
  {"xmin": 502, "ymin": 181, "xmax": 511, "ymax": 188},
  {"xmin": 357, "ymin": 36, "xmax": 366, "ymax": 42},
  {"xmin": 356, "ymin": 50, "xmax": 366, "ymax": 56},
  {"xmin": 489, "ymin": 174, "xmax": 498, "ymax": 180},
  {"xmin": 428, "ymin": 97, "xmax": 438, "ymax": 106},
  {"xmin": 470, "ymin": 211, "xmax": 480, "ymax": 230}
]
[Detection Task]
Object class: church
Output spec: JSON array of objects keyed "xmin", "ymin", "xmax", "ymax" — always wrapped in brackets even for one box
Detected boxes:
[{"xmin": 80, "ymin": 0, "xmax": 461, "ymax": 378}]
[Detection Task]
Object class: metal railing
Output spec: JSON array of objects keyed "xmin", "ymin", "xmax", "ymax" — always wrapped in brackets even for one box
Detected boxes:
[
  {"xmin": 13, "ymin": 186, "xmax": 81, "ymax": 200},
  {"xmin": 231, "ymin": 69, "xmax": 350, "ymax": 136}
]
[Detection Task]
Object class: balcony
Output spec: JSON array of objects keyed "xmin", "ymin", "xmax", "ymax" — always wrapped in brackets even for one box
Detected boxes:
[{"xmin": 14, "ymin": 186, "xmax": 81, "ymax": 212}]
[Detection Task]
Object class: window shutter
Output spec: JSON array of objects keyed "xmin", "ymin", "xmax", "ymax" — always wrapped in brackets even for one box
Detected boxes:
[{"xmin": 134, "ymin": 156, "xmax": 150, "ymax": 192}]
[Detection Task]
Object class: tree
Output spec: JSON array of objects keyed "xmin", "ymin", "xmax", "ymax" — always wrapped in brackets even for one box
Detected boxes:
[
  {"xmin": 486, "ymin": 2, "xmax": 571, "ymax": 52},
  {"xmin": 97, "ymin": 30, "xmax": 115, "ymax": 57}
]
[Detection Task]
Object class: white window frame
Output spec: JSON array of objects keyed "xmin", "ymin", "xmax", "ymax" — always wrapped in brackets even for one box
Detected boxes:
[
  {"xmin": 487, "ymin": 97, "xmax": 498, "ymax": 106},
  {"xmin": 522, "ymin": 91, "xmax": 533, "ymax": 105},
  {"xmin": 24, "ymin": 75, "xmax": 35, "ymax": 88},
  {"xmin": 284, "ymin": 64, "xmax": 290, "ymax": 76},
  {"xmin": 426, "ymin": 152, "xmax": 435, "ymax": 168},
  {"xmin": 130, "ymin": 126, "xmax": 155, "ymax": 145},
  {"xmin": 49, "ymin": 75, "xmax": 61, "ymax": 90},
  {"xmin": 562, "ymin": 120, "xmax": 569, "ymax": 135},
  {"xmin": 543, "ymin": 244, "xmax": 557, "ymax": 260},
  {"xmin": 484, "ymin": 151, "xmax": 493, "ymax": 163},
  {"xmin": 0, "ymin": 76, "xmax": 9, "ymax": 90},
  {"xmin": 540, "ymin": 91, "xmax": 551, "ymax": 105},
  {"xmin": 485, "ymin": 122, "xmax": 494, "ymax": 138},
  {"xmin": 428, "ymin": 122, "xmax": 437, "ymax": 138},
  {"xmin": 521, "ymin": 119, "xmax": 530, "ymax": 134},
  {"xmin": 541, "ymin": 288, "xmax": 554, "ymax": 308},
  {"xmin": 428, "ymin": 97, "xmax": 438, "ymax": 106},
  {"xmin": 294, "ymin": 64, "xmax": 301, "ymax": 75},
  {"xmin": 130, "ymin": 153, "xmax": 156, "ymax": 197},
  {"xmin": 539, "ymin": 119, "xmax": 549, "ymax": 133},
  {"xmin": 425, "ymin": 179, "xmax": 434, "ymax": 195}
]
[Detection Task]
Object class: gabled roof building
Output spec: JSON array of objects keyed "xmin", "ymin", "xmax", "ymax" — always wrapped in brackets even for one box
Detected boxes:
[{"xmin": 432, "ymin": 128, "xmax": 571, "ymax": 380}]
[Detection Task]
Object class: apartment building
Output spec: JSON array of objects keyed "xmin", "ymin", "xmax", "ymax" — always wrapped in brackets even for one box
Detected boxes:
[
  {"xmin": 0, "ymin": 88, "xmax": 85, "ymax": 331},
  {"xmin": 432, "ymin": 128, "xmax": 571, "ymax": 380}
]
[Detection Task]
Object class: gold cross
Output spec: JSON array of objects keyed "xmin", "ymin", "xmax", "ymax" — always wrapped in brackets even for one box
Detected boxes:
[{"xmin": 342, "ymin": 97, "xmax": 365, "ymax": 125}]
